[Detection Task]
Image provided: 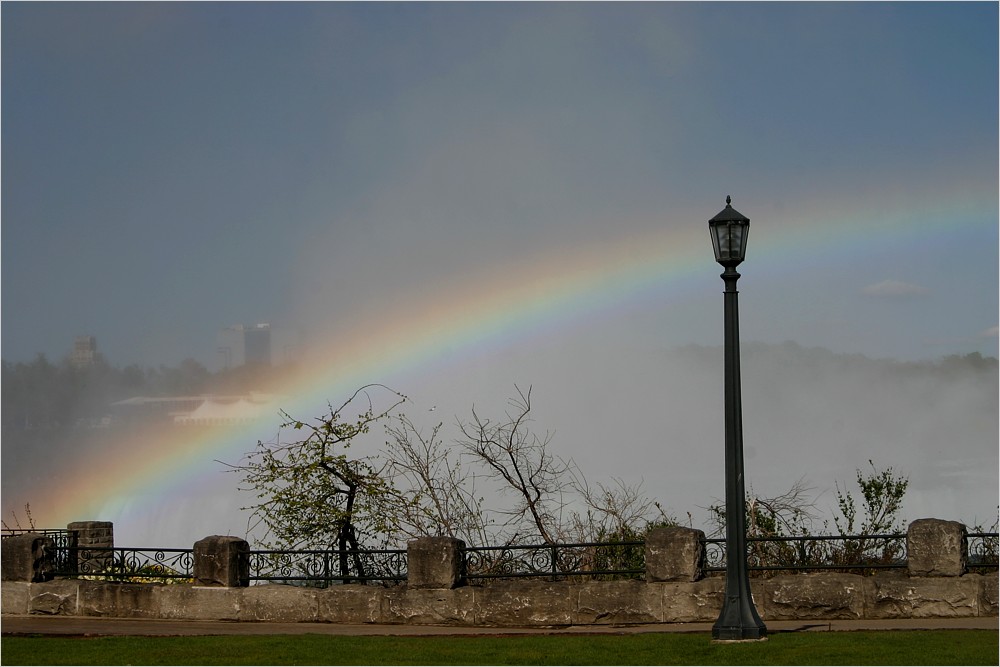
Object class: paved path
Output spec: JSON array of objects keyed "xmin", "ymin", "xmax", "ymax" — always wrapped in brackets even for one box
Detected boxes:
[{"xmin": 2, "ymin": 615, "xmax": 996, "ymax": 637}]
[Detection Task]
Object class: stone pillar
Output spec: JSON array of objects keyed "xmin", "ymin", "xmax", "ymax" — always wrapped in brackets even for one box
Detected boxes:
[
  {"xmin": 645, "ymin": 526, "xmax": 706, "ymax": 582},
  {"xmin": 907, "ymin": 519, "xmax": 967, "ymax": 577},
  {"xmin": 193, "ymin": 536, "xmax": 250, "ymax": 587},
  {"xmin": 67, "ymin": 521, "xmax": 114, "ymax": 575},
  {"xmin": 407, "ymin": 536, "xmax": 466, "ymax": 589},
  {"xmin": 1, "ymin": 533, "xmax": 55, "ymax": 582}
]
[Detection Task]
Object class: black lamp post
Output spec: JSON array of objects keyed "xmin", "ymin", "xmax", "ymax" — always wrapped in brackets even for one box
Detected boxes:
[{"xmin": 709, "ymin": 196, "xmax": 767, "ymax": 641}]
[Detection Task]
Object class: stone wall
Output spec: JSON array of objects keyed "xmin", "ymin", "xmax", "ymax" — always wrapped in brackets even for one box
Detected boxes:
[
  {"xmin": 1, "ymin": 518, "xmax": 996, "ymax": 627},
  {"xmin": 3, "ymin": 573, "xmax": 996, "ymax": 625}
]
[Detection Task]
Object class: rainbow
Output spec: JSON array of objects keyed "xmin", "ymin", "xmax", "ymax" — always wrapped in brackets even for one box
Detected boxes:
[{"xmin": 25, "ymin": 190, "xmax": 997, "ymax": 539}]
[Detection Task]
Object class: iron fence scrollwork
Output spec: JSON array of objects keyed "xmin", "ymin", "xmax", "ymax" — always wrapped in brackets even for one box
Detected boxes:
[
  {"xmin": 967, "ymin": 532, "xmax": 999, "ymax": 572},
  {"xmin": 702, "ymin": 534, "xmax": 910, "ymax": 575},
  {"xmin": 463, "ymin": 541, "xmax": 645, "ymax": 581},
  {"xmin": 248, "ymin": 548, "xmax": 407, "ymax": 586},
  {"xmin": 52, "ymin": 547, "xmax": 194, "ymax": 582}
]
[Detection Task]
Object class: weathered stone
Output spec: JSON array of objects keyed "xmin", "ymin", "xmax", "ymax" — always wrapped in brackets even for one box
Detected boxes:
[
  {"xmin": 574, "ymin": 580, "xmax": 661, "ymax": 625},
  {"xmin": 385, "ymin": 587, "xmax": 476, "ymax": 625},
  {"xmin": 29, "ymin": 580, "xmax": 80, "ymax": 615},
  {"xmin": 1, "ymin": 534, "xmax": 55, "ymax": 582},
  {"xmin": 193, "ymin": 536, "xmax": 249, "ymax": 587},
  {"xmin": 238, "ymin": 584, "xmax": 319, "ymax": 622},
  {"xmin": 67, "ymin": 521, "xmax": 114, "ymax": 575},
  {"xmin": 406, "ymin": 537, "xmax": 465, "ymax": 589},
  {"xmin": 907, "ymin": 519, "xmax": 966, "ymax": 577},
  {"xmin": 870, "ymin": 575, "xmax": 980, "ymax": 618},
  {"xmin": 761, "ymin": 573, "xmax": 866, "ymax": 620},
  {"xmin": 79, "ymin": 582, "xmax": 161, "ymax": 618},
  {"xmin": 661, "ymin": 579, "xmax": 725, "ymax": 622},
  {"xmin": 1, "ymin": 581, "xmax": 31, "ymax": 614},
  {"xmin": 159, "ymin": 585, "xmax": 240, "ymax": 621},
  {"xmin": 473, "ymin": 581, "xmax": 575, "ymax": 626},
  {"xmin": 645, "ymin": 526, "xmax": 706, "ymax": 583},
  {"xmin": 976, "ymin": 572, "xmax": 998, "ymax": 616},
  {"xmin": 317, "ymin": 584, "xmax": 386, "ymax": 624}
]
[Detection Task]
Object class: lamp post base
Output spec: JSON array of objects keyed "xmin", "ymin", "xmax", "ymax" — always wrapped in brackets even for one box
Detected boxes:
[{"xmin": 712, "ymin": 624, "xmax": 768, "ymax": 641}]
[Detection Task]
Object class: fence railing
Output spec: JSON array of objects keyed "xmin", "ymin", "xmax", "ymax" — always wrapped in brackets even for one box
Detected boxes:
[
  {"xmin": 702, "ymin": 533, "xmax": 910, "ymax": 576},
  {"xmin": 9, "ymin": 528, "xmax": 997, "ymax": 585},
  {"xmin": 248, "ymin": 548, "xmax": 407, "ymax": 586},
  {"xmin": 463, "ymin": 541, "xmax": 646, "ymax": 581},
  {"xmin": 967, "ymin": 532, "xmax": 1000, "ymax": 572},
  {"xmin": 53, "ymin": 547, "xmax": 194, "ymax": 582}
]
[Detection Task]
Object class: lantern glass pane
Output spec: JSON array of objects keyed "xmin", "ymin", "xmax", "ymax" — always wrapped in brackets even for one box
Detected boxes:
[{"xmin": 724, "ymin": 224, "xmax": 743, "ymax": 259}]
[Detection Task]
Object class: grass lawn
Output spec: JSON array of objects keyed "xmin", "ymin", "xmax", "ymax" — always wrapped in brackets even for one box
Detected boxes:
[{"xmin": 1, "ymin": 630, "xmax": 996, "ymax": 665}]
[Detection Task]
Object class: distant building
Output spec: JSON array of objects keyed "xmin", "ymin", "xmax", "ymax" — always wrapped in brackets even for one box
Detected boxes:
[
  {"xmin": 71, "ymin": 336, "xmax": 98, "ymax": 369},
  {"xmin": 243, "ymin": 323, "xmax": 271, "ymax": 366},
  {"xmin": 218, "ymin": 323, "xmax": 272, "ymax": 368}
]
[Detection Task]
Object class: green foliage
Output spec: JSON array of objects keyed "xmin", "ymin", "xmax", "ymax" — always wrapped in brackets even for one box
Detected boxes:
[
  {"xmin": 834, "ymin": 460, "xmax": 909, "ymax": 536},
  {"xmin": 229, "ymin": 385, "xmax": 407, "ymax": 578},
  {"xmin": 830, "ymin": 460, "xmax": 909, "ymax": 570},
  {"xmin": 707, "ymin": 463, "xmax": 910, "ymax": 574}
]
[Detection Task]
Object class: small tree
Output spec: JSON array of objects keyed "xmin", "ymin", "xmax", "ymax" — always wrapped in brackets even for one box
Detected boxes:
[
  {"xmin": 832, "ymin": 460, "xmax": 909, "ymax": 569},
  {"xmin": 834, "ymin": 460, "xmax": 909, "ymax": 536},
  {"xmin": 381, "ymin": 414, "xmax": 492, "ymax": 547},
  {"xmin": 225, "ymin": 385, "xmax": 406, "ymax": 581},
  {"xmin": 456, "ymin": 386, "xmax": 574, "ymax": 544}
]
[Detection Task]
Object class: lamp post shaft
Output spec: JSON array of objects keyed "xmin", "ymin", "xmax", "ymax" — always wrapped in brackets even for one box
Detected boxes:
[{"xmin": 712, "ymin": 266, "xmax": 767, "ymax": 641}]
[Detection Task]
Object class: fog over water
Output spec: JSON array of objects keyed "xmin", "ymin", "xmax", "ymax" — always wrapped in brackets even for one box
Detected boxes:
[{"xmin": 3, "ymin": 340, "xmax": 994, "ymax": 547}]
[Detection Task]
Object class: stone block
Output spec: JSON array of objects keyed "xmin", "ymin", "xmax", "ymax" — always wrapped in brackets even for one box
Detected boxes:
[
  {"xmin": 645, "ymin": 526, "xmax": 706, "ymax": 583},
  {"xmin": 67, "ymin": 521, "xmax": 114, "ymax": 575},
  {"xmin": 407, "ymin": 537, "xmax": 465, "ymax": 589},
  {"xmin": 473, "ymin": 581, "xmax": 575, "ymax": 626},
  {"xmin": 870, "ymin": 575, "xmax": 980, "ymax": 618},
  {"xmin": 67, "ymin": 521, "xmax": 114, "ymax": 546},
  {"xmin": 574, "ymin": 580, "xmax": 661, "ymax": 624},
  {"xmin": 976, "ymin": 573, "xmax": 998, "ymax": 616},
  {"xmin": 193, "ymin": 536, "xmax": 249, "ymax": 587},
  {"xmin": 1, "ymin": 581, "xmax": 31, "ymax": 614},
  {"xmin": 1, "ymin": 534, "xmax": 55, "ymax": 582},
  {"xmin": 79, "ymin": 582, "xmax": 161, "ymax": 618},
  {"xmin": 29, "ymin": 580, "xmax": 80, "ymax": 615},
  {"xmin": 238, "ymin": 584, "xmax": 319, "ymax": 622},
  {"xmin": 317, "ymin": 584, "xmax": 386, "ymax": 623},
  {"xmin": 761, "ymin": 573, "xmax": 866, "ymax": 620},
  {"xmin": 159, "ymin": 585, "xmax": 240, "ymax": 620},
  {"xmin": 386, "ymin": 587, "xmax": 475, "ymax": 625},
  {"xmin": 907, "ymin": 519, "xmax": 966, "ymax": 577},
  {"xmin": 661, "ymin": 579, "xmax": 724, "ymax": 622}
]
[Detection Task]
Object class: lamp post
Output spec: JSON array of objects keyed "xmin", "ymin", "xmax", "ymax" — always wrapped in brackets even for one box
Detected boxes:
[{"xmin": 709, "ymin": 196, "xmax": 767, "ymax": 641}]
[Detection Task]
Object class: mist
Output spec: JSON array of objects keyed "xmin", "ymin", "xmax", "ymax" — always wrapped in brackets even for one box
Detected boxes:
[{"xmin": 3, "ymin": 341, "xmax": 995, "ymax": 547}]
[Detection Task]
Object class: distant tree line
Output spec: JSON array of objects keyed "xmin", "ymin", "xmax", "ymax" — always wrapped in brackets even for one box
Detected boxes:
[{"xmin": 1, "ymin": 353, "xmax": 292, "ymax": 432}]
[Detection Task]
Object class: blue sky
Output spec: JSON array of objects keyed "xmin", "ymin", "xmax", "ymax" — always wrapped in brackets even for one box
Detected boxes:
[{"xmin": 2, "ymin": 3, "xmax": 997, "ymax": 542}]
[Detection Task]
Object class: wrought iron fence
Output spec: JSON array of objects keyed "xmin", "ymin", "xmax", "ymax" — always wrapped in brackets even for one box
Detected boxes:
[
  {"xmin": 12, "ymin": 528, "xmax": 995, "ymax": 586},
  {"xmin": 248, "ymin": 548, "xmax": 407, "ymax": 586},
  {"xmin": 53, "ymin": 547, "xmax": 194, "ymax": 583},
  {"xmin": 703, "ymin": 533, "xmax": 910, "ymax": 576},
  {"xmin": 463, "ymin": 541, "xmax": 646, "ymax": 582},
  {"xmin": 967, "ymin": 532, "xmax": 999, "ymax": 572}
]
